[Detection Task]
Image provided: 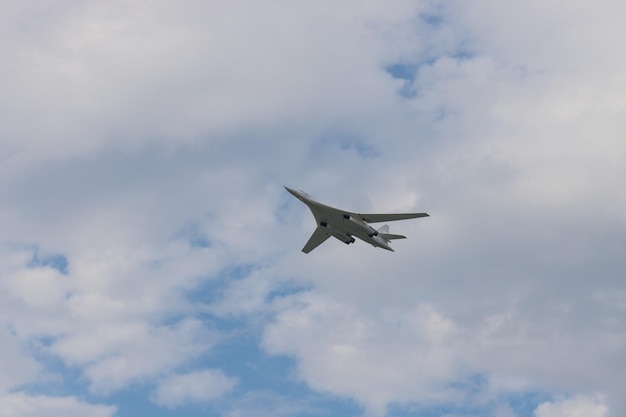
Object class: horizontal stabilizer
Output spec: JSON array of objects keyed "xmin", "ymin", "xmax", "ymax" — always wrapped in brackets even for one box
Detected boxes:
[
  {"xmin": 360, "ymin": 212, "xmax": 429, "ymax": 223},
  {"xmin": 380, "ymin": 233, "xmax": 406, "ymax": 241},
  {"xmin": 377, "ymin": 224, "xmax": 406, "ymax": 242}
]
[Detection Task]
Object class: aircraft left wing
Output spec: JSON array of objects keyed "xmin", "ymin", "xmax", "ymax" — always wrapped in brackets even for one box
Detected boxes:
[
  {"xmin": 358, "ymin": 212, "xmax": 429, "ymax": 223},
  {"xmin": 302, "ymin": 227, "xmax": 331, "ymax": 253}
]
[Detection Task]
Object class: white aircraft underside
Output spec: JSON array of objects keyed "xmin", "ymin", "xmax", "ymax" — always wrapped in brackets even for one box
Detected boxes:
[{"xmin": 285, "ymin": 187, "xmax": 429, "ymax": 253}]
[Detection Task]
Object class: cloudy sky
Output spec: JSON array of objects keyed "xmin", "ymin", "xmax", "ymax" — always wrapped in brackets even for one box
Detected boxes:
[{"xmin": 1, "ymin": 0, "xmax": 625, "ymax": 416}]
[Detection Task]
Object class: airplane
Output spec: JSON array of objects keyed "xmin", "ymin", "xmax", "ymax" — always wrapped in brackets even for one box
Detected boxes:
[{"xmin": 284, "ymin": 186, "xmax": 429, "ymax": 253}]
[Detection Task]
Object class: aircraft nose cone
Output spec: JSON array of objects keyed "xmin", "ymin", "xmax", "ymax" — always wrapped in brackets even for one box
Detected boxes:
[{"xmin": 284, "ymin": 186, "xmax": 299, "ymax": 197}]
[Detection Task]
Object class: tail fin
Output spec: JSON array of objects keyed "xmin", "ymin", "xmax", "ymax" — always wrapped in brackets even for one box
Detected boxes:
[{"xmin": 377, "ymin": 224, "xmax": 406, "ymax": 242}]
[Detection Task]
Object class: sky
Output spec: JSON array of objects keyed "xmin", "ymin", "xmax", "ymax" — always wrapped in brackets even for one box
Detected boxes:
[{"xmin": 1, "ymin": 0, "xmax": 625, "ymax": 416}]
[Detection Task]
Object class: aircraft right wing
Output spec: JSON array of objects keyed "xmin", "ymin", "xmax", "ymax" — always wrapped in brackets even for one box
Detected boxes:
[
  {"xmin": 302, "ymin": 227, "xmax": 331, "ymax": 253},
  {"xmin": 359, "ymin": 212, "xmax": 429, "ymax": 223}
]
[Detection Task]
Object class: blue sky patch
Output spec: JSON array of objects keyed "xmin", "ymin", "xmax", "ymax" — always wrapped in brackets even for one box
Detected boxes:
[
  {"xmin": 311, "ymin": 133, "xmax": 381, "ymax": 160},
  {"xmin": 420, "ymin": 13, "xmax": 444, "ymax": 28},
  {"xmin": 503, "ymin": 391, "xmax": 553, "ymax": 417},
  {"xmin": 28, "ymin": 250, "xmax": 69, "ymax": 275},
  {"xmin": 386, "ymin": 63, "xmax": 418, "ymax": 82},
  {"xmin": 453, "ymin": 49, "xmax": 476, "ymax": 61},
  {"xmin": 175, "ymin": 221, "xmax": 211, "ymax": 248},
  {"xmin": 385, "ymin": 63, "xmax": 419, "ymax": 98}
]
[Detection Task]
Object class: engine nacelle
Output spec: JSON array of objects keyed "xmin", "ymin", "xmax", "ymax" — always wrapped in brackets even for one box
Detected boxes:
[
  {"xmin": 342, "ymin": 215, "xmax": 378, "ymax": 237},
  {"xmin": 321, "ymin": 221, "xmax": 354, "ymax": 244}
]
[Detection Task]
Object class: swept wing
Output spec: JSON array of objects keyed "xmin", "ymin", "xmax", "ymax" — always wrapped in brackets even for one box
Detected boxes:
[
  {"xmin": 358, "ymin": 212, "xmax": 429, "ymax": 223},
  {"xmin": 302, "ymin": 227, "xmax": 331, "ymax": 253}
]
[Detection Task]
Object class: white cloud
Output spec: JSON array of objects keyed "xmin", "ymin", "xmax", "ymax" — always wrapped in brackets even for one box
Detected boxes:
[
  {"xmin": 0, "ymin": 0, "xmax": 424, "ymax": 162},
  {"xmin": 0, "ymin": 241, "xmax": 224, "ymax": 393},
  {"xmin": 52, "ymin": 318, "xmax": 214, "ymax": 394},
  {"xmin": 4, "ymin": 265, "xmax": 69, "ymax": 310},
  {"xmin": 152, "ymin": 369, "xmax": 238, "ymax": 408},
  {"xmin": 535, "ymin": 395, "xmax": 608, "ymax": 417},
  {"xmin": 262, "ymin": 205, "xmax": 626, "ymax": 413},
  {"xmin": 0, "ymin": 392, "xmax": 116, "ymax": 417},
  {"xmin": 0, "ymin": 250, "xmax": 52, "ymax": 390},
  {"xmin": 207, "ymin": 269, "xmax": 278, "ymax": 318},
  {"xmin": 0, "ymin": 327, "xmax": 41, "ymax": 392},
  {"xmin": 264, "ymin": 292, "xmax": 462, "ymax": 416}
]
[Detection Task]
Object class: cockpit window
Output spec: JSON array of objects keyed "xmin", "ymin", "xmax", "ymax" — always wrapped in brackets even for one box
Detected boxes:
[{"xmin": 300, "ymin": 190, "xmax": 315, "ymax": 200}]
